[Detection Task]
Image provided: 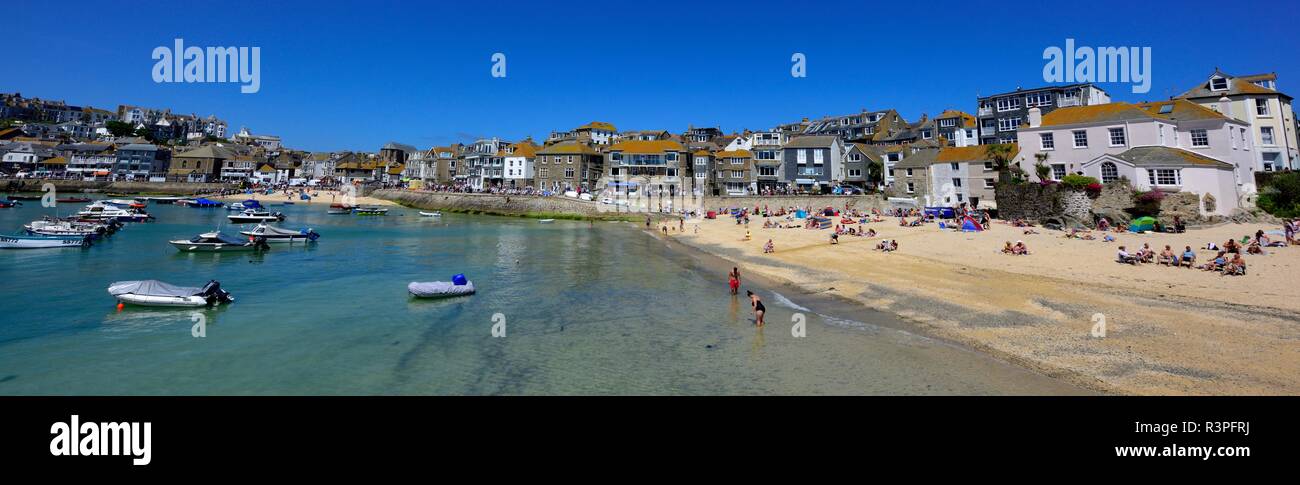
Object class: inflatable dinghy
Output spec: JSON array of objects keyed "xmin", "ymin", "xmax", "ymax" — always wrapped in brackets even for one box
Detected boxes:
[
  {"xmin": 408, "ymin": 273, "xmax": 475, "ymax": 298},
  {"xmin": 108, "ymin": 280, "xmax": 235, "ymax": 307}
]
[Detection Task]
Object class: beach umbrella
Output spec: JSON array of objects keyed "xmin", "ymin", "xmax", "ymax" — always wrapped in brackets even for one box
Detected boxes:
[{"xmin": 1129, "ymin": 216, "xmax": 1157, "ymax": 233}]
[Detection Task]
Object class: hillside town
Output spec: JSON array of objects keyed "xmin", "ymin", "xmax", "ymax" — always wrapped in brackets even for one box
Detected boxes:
[{"xmin": 2, "ymin": 69, "xmax": 1297, "ymax": 219}]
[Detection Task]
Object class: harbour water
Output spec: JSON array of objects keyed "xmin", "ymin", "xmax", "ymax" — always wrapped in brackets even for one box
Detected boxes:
[{"xmin": 0, "ymin": 196, "xmax": 1083, "ymax": 395}]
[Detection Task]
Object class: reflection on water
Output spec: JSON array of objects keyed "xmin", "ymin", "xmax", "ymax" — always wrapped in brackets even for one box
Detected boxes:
[{"xmin": 0, "ymin": 198, "xmax": 1083, "ymax": 395}]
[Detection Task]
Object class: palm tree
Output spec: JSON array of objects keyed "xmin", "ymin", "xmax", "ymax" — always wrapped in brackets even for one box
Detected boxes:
[{"xmin": 985, "ymin": 144, "xmax": 1016, "ymax": 185}]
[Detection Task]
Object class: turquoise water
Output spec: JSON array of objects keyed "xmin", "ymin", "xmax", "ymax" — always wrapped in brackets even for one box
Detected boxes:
[{"xmin": 0, "ymin": 196, "xmax": 1081, "ymax": 395}]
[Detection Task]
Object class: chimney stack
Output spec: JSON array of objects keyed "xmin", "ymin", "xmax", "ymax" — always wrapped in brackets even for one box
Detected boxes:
[{"xmin": 1028, "ymin": 107, "xmax": 1043, "ymax": 128}]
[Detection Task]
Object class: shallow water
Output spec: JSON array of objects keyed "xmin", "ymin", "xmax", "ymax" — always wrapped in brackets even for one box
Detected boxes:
[{"xmin": 0, "ymin": 196, "xmax": 1082, "ymax": 395}]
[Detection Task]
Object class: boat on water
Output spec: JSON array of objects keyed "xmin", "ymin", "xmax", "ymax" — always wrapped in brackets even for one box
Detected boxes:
[
  {"xmin": 353, "ymin": 206, "xmax": 388, "ymax": 215},
  {"xmin": 143, "ymin": 196, "xmax": 185, "ymax": 204},
  {"xmin": 182, "ymin": 198, "xmax": 224, "ymax": 208},
  {"xmin": 56, "ymin": 197, "xmax": 91, "ymax": 203},
  {"xmin": 169, "ymin": 231, "xmax": 270, "ymax": 252},
  {"xmin": 408, "ymin": 274, "xmax": 475, "ymax": 299},
  {"xmin": 108, "ymin": 280, "xmax": 234, "ymax": 307},
  {"xmin": 76, "ymin": 202, "xmax": 154, "ymax": 222},
  {"xmin": 327, "ymin": 203, "xmax": 355, "ymax": 215},
  {"xmin": 4, "ymin": 194, "xmax": 41, "ymax": 201},
  {"xmin": 226, "ymin": 199, "xmax": 263, "ymax": 211},
  {"xmin": 238, "ymin": 223, "xmax": 320, "ymax": 243},
  {"xmin": 418, "ymin": 211, "xmax": 442, "ymax": 217},
  {"xmin": 0, "ymin": 233, "xmax": 91, "ymax": 249},
  {"xmin": 25, "ymin": 218, "xmax": 117, "ymax": 238},
  {"xmin": 0, "ymin": 200, "xmax": 20, "ymax": 208},
  {"xmin": 228, "ymin": 209, "xmax": 286, "ymax": 224},
  {"xmin": 538, "ymin": 219, "xmax": 556, "ymax": 223}
]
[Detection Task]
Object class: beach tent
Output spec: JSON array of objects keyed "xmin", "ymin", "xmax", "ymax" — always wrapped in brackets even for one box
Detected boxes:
[
  {"xmin": 960, "ymin": 216, "xmax": 982, "ymax": 232},
  {"xmin": 1129, "ymin": 216, "xmax": 1157, "ymax": 233},
  {"xmin": 811, "ymin": 217, "xmax": 833, "ymax": 229},
  {"xmin": 795, "ymin": 210, "xmax": 807, "ymax": 219}
]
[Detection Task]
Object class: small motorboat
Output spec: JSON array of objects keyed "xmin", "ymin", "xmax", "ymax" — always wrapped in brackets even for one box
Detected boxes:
[
  {"xmin": 418, "ymin": 211, "xmax": 442, "ymax": 217},
  {"xmin": 327, "ymin": 203, "xmax": 354, "ymax": 215},
  {"xmin": 4, "ymin": 194, "xmax": 41, "ymax": 201},
  {"xmin": 169, "ymin": 231, "xmax": 270, "ymax": 252},
  {"xmin": 239, "ymin": 223, "xmax": 320, "ymax": 243},
  {"xmin": 25, "ymin": 219, "xmax": 112, "ymax": 238},
  {"xmin": 0, "ymin": 233, "xmax": 91, "ymax": 249},
  {"xmin": 108, "ymin": 280, "xmax": 234, "ymax": 307},
  {"xmin": 408, "ymin": 274, "xmax": 475, "ymax": 299},
  {"xmin": 228, "ymin": 209, "xmax": 286, "ymax": 224},
  {"xmin": 353, "ymin": 206, "xmax": 388, "ymax": 216},
  {"xmin": 0, "ymin": 200, "xmax": 20, "ymax": 208},
  {"xmin": 226, "ymin": 202, "xmax": 247, "ymax": 211},
  {"xmin": 77, "ymin": 203, "xmax": 154, "ymax": 222},
  {"xmin": 538, "ymin": 219, "xmax": 556, "ymax": 223},
  {"xmin": 143, "ymin": 196, "xmax": 184, "ymax": 204}
]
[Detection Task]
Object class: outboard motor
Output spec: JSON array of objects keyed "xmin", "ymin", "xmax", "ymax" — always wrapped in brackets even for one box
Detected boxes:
[
  {"xmin": 199, "ymin": 280, "xmax": 235, "ymax": 306},
  {"xmin": 306, "ymin": 229, "xmax": 320, "ymax": 242}
]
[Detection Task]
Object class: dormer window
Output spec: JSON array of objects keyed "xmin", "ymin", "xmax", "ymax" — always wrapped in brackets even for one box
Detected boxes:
[{"xmin": 1210, "ymin": 77, "xmax": 1229, "ymax": 91}]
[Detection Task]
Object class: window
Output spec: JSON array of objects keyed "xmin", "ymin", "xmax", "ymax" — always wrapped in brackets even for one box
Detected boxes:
[
  {"xmin": 813, "ymin": 150, "xmax": 824, "ymax": 164},
  {"xmin": 999, "ymin": 135, "xmax": 1016, "ymax": 144},
  {"xmin": 665, "ymin": 152, "xmax": 677, "ymax": 162},
  {"xmin": 1072, "ymin": 130, "xmax": 1088, "ymax": 148},
  {"xmin": 1256, "ymin": 98, "xmax": 1270, "ymax": 116},
  {"xmin": 1210, "ymin": 77, "xmax": 1228, "ymax": 91},
  {"xmin": 952, "ymin": 177, "xmax": 962, "ymax": 188},
  {"xmin": 939, "ymin": 118, "xmax": 956, "ymax": 127},
  {"xmin": 1190, "ymin": 129, "xmax": 1209, "ymax": 147},
  {"xmin": 731, "ymin": 170, "xmax": 744, "ymax": 179},
  {"xmin": 984, "ymin": 178, "xmax": 995, "ymax": 189},
  {"xmin": 797, "ymin": 149, "xmax": 807, "ymax": 164},
  {"xmin": 1148, "ymin": 168, "xmax": 1181, "ymax": 186},
  {"xmin": 848, "ymin": 169, "xmax": 862, "ymax": 177},
  {"xmin": 984, "ymin": 161, "xmax": 994, "ymax": 171},
  {"xmin": 887, "ymin": 153, "xmax": 901, "ymax": 162},
  {"xmin": 998, "ymin": 118, "xmax": 1020, "ymax": 132},
  {"xmin": 922, "ymin": 130, "xmax": 933, "ymax": 139},
  {"xmin": 1025, "ymin": 92, "xmax": 1053, "ymax": 107},
  {"xmin": 996, "ymin": 97, "xmax": 1022, "ymax": 112},
  {"xmin": 730, "ymin": 157, "xmax": 744, "ymax": 165},
  {"xmin": 539, "ymin": 168, "xmax": 549, "ymax": 178},
  {"xmin": 1261, "ymin": 127, "xmax": 1276, "ymax": 145},
  {"xmin": 695, "ymin": 171, "xmax": 706, "ymax": 179},
  {"xmin": 906, "ymin": 182, "xmax": 915, "ymax": 193},
  {"xmin": 1263, "ymin": 152, "xmax": 1281, "ymax": 171},
  {"xmin": 947, "ymin": 162, "xmax": 958, "ymax": 171},
  {"xmin": 564, "ymin": 167, "xmax": 574, "ymax": 178},
  {"xmin": 1052, "ymin": 164, "xmax": 1066, "ymax": 180},
  {"xmin": 758, "ymin": 166, "xmax": 777, "ymax": 176},
  {"xmin": 694, "ymin": 156, "xmax": 707, "ymax": 165},
  {"xmin": 1100, "ymin": 161, "xmax": 1118, "ymax": 183},
  {"xmin": 1108, "ymin": 128, "xmax": 1126, "ymax": 146},
  {"xmin": 849, "ymin": 153, "xmax": 862, "ymax": 161},
  {"xmin": 906, "ymin": 168, "xmax": 914, "ymax": 177},
  {"xmin": 1039, "ymin": 133, "xmax": 1054, "ymax": 150}
]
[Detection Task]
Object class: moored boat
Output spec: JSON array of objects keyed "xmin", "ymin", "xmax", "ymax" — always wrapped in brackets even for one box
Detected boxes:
[
  {"xmin": 353, "ymin": 206, "xmax": 388, "ymax": 215},
  {"xmin": 238, "ymin": 223, "xmax": 320, "ymax": 243},
  {"xmin": 108, "ymin": 280, "xmax": 234, "ymax": 307},
  {"xmin": 228, "ymin": 209, "xmax": 286, "ymax": 224},
  {"xmin": 0, "ymin": 200, "xmax": 20, "ymax": 208},
  {"xmin": 0, "ymin": 233, "xmax": 91, "ymax": 249},
  {"xmin": 408, "ymin": 275, "xmax": 475, "ymax": 299},
  {"xmin": 77, "ymin": 202, "xmax": 154, "ymax": 222},
  {"xmin": 24, "ymin": 219, "xmax": 113, "ymax": 238},
  {"xmin": 327, "ymin": 203, "xmax": 354, "ymax": 215},
  {"xmin": 56, "ymin": 197, "xmax": 91, "ymax": 203},
  {"xmin": 182, "ymin": 198, "xmax": 224, "ymax": 208},
  {"xmin": 419, "ymin": 211, "xmax": 442, "ymax": 217},
  {"xmin": 169, "ymin": 231, "xmax": 270, "ymax": 252}
]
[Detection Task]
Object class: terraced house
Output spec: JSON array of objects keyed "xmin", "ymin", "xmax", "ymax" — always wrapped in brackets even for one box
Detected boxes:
[
  {"xmin": 535, "ymin": 141, "xmax": 603, "ymax": 193},
  {"xmin": 605, "ymin": 139, "xmax": 690, "ymax": 196},
  {"xmin": 711, "ymin": 149, "xmax": 754, "ymax": 195},
  {"xmin": 781, "ymin": 135, "xmax": 844, "ymax": 192},
  {"xmin": 1014, "ymin": 100, "xmax": 1253, "ymax": 216},
  {"xmin": 1176, "ymin": 70, "xmax": 1298, "ymax": 172}
]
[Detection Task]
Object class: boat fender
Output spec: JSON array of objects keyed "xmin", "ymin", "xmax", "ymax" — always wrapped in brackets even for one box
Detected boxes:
[{"xmin": 452, "ymin": 273, "xmax": 468, "ymax": 286}]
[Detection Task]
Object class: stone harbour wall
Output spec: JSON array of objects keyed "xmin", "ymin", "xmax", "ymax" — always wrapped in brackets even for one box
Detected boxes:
[{"xmin": 1, "ymin": 178, "xmax": 235, "ymax": 195}]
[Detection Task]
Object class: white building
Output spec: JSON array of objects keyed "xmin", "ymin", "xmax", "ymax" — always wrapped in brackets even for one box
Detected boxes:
[
  {"xmin": 1177, "ymin": 70, "xmax": 1298, "ymax": 172},
  {"xmin": 502, "ymin": 140, "xmax": 538, "ymax": 188}
]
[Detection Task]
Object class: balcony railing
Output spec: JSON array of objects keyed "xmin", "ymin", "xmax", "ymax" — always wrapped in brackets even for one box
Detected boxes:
[{"xmin": 797, "ymin": 168, "xmax": 821, "ymax": 176}]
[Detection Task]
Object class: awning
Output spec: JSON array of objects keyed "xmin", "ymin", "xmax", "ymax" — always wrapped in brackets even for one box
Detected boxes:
[
  {"xmin": 794, "ymin": 178, "xmax": 815, "ymax": 185},
  {"xmin": 94, "ymin": 170, "xmax": 110, "ymax": 176}
]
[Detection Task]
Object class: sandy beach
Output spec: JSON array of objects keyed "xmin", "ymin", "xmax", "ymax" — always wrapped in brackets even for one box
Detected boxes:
[
  {"xmin": 672, "ymin": 211, "xmax": 1300, "ymax": 395},
  {"xmin": 209, "ymin": 189, "xmax": 398, "ymax": 207}
]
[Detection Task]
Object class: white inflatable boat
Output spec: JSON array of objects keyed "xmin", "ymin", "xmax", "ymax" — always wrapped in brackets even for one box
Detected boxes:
[
  {"xmin": 107, "ymin": 280, "xmax": 235, "ymax": 307},
  {"xmin": 408, "ymin": 281, "xmax": 475, "ymax": 299}
]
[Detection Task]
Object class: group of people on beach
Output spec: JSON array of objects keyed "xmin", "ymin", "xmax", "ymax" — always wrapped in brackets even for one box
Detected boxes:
[
  {"xmin": 1113, "ymin": 227, "xmax": 1293, "ymax": 276},
  {"xmin": 1001, "ymin": 240, "xmax": 1030, "ymax": 255}
]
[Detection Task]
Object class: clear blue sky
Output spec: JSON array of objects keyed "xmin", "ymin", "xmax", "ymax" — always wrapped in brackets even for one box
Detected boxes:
[{"xmin": 8, "ymin": 0, "xmax": 1298, "ymax": 152}]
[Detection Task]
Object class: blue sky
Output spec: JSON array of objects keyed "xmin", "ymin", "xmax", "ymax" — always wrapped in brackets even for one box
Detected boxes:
[{"xmin": 8, "ymin": 0, "xmax": 1299, "ymax": 152}]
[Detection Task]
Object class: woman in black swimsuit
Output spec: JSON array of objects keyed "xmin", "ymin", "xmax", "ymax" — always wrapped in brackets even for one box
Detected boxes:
[{"xmin": 746, "ymin": 290, "xmax": 765, "ymax": 327}]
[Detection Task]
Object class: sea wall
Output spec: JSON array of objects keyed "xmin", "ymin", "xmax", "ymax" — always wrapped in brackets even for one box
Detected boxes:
[
  {"xmin": 372, "ymin": 190, "xmax": 890, "ymax": 220},
  {"xmin": 994, "ymin": 183, "xmax": 1064, "ymax": 222},
  {"xmin": 0, "ymin": 178, "xmax": 235, "ymax": 195}
]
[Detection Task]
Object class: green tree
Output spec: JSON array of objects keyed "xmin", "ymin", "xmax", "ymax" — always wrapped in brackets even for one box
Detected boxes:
[
  {"xmin": 105, "ymin": 120, "xmax": 135, "ymax": 137},
  {"xmin": 985, "ymin": 143, "xmax": 1017, "ymax": 185},
  {"xmin": 1258, "ymin": 172, "xmax": 1300, "ymax": 218}
]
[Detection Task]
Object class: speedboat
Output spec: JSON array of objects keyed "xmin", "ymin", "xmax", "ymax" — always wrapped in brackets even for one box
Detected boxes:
[
  {"xmin": 104, "ymin": 199, "xmax": 145, "ymax": 209},
  {"xmin": 0, "ymin": 233, "xmax": 91, "ymax": 249},
  {"xmin": 77, "ymin": 203, "xmax": 154, "ymax": 222},
  {"xmin": 238, "ymin": 223, "xmax": 319, "ymax": 243},
  {"xmin": 169, "ymin": 231, "xmax": 270, "ymax": 252},
  {"xmin": 227, "ymin": 202, "xmax": 247, "ymax": 211},
  {"xmin": 353, "ymin": 206, "xmax": 388, "ymax": 215},
  {"xmin": 108, "ymin": 280, "xmax": 234, "ymax": 307},
  {"xmin": 226, "ymin": 199, "xmax": 263, "ymax": 211},
  {"xmin": 327, "ymin": 203, "xmax": 354, "ymax": 215},
  {"xmin": 228, "ymin": 209, "xmax": 286, "ymax": 224},
  {"xmin": 418, "ymin": 211, "xmax": 442, "ymax": 217},
  {"xmin": 183, "ymin": 198, "xmax": 224, "ymax": 208}
]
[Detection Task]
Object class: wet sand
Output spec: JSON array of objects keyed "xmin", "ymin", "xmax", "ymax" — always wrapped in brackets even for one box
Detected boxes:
[{"xmin": 670, "ymin": 214, "xmax": 1300, "ymax": 395}]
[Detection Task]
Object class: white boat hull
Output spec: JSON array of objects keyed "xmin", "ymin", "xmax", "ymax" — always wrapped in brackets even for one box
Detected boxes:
[
  {"xmin": 0, "ymin": 235, "xmax": 88, "ymax": 249},
  {"xmin": 115, "ymin": 293, "xmax": 211, "ymax": 307}
]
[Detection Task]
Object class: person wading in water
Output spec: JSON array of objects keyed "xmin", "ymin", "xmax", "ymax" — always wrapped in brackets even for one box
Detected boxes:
[
  {"xmin": 728, "ymin": 267, "xmax": 741, "ymax": 295},
  {"xmin": 746, "ymin": 290, "xmax": 765, "ymax": 327}
]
